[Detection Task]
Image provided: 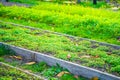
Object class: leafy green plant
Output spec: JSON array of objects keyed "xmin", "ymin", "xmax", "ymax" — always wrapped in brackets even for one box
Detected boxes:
[
  {"xmin": 111, "ymin": 65, "xmax": 120, "ymax": 73},
  {"xmin": 0, "ymin": 57, "xmax": 4, "ymax": 62},
  {"xmin": 96, "ymin": 46, "xmax": 110, "ymax": 52},
  {"xmin": 60, "ymin": 74, "xmax": 82, "ymax": 80},
  {"xmin": 0, "ymin": 30, "xmax": 7, "ymax": 36},
  {"xmin": 0, "ymin": 23, "xmax": 13, "ymax": 29},
  {"xmin": 2, "ymin": 35, "xmax": 17, "ymax": 42},
  {"xmin": 0, "ymin": 45, "xmax": 9, "ymax": 56},
  {"xmin": 23, "ymin": 62, "xmax": 49, "ymax": 72},
  {"xmin": 42, "ymin": 63, "xmax": 68, "ymax": 77}
]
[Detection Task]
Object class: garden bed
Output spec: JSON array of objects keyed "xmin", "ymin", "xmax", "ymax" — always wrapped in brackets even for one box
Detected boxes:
[
  {"xmin": 0, "ymin": 41, "xmax": 120, "ymax": 80},
  {"xmin": 0, "ymin": 22, "xmax": 120, "ymax": 79},
  {"xmin": 0, "ymin": 46, "xmax": 87, "ymax": 80},
  {"xmin": 0, "ymin": 20, "xmax": 120, "ymax": 49}
]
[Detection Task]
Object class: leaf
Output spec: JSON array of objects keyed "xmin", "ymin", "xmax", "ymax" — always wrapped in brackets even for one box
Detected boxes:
[
  {"xmin": 67, "ymin": 54, "xmax": 71, "ymax": 59},
  {"xmin": 26, "ymin": 62, "xmax": 36, "ymax": 65},
  {"xmin": 91, "ymin": 76, "xmax": 99, "ymax": 80},
  {"xmin": 81, "ymin": 55, "xmax": 91, "ymax": 58},
  {"xmin": 10, "ymin": 56, "xmax": 22, "ymax": 60},
  {"xmin": 57, "ymin": 71, "xmax": 69, "ymax": 77},
  {"xmin": 93, "ymin": 55, "xmax": 99, "ymax": 58},
  {"xmin": 74, "ymin": 75, "xmax": 79, "ymax": 79}
]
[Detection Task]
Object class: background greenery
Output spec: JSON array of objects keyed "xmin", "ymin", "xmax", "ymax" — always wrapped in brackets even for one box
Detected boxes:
[{"xmin": 0, "ymin": 3, "xmax": 120, "ymax": 45}]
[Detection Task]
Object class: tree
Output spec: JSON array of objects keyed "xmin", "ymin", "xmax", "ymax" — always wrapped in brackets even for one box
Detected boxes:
[{"xmin": 93, "ymin": 0, "xmax": 97, "ymax": 4}]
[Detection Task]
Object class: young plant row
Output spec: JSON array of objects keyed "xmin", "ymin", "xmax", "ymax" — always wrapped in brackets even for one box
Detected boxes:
[
  {"xmin": 0, "ymin": 23, "xmax": 120, "ymax": 76},
  {"xmin": 0, "ymin": 5, "xmax": 120, "ymax": 44}
]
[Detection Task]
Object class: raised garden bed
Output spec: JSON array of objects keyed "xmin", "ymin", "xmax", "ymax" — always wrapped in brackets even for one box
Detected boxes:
[
  {"xmin": 0, "ymin": 46, "xmax": 87, "ymax": 80},
  {"xmin": 0, "ymin": 40, "xmax": 120, "ymax": 80},
  {"xmin": 0, "ymin": 20, "xmax": 120, "ymax": 50},
  {"xmin": 0, "ymin": 22, "xmax": 120, "ymax": 80}
]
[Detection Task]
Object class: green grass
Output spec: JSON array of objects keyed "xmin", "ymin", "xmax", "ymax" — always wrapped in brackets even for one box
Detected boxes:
[
  {"xmin": 9, "ymin": 0, "xmax": 40, "ymax": 5},
  {"xmin": 0, "ymin": 22, "xmax": 120, "ymax": 76},
  {"xmin": 0, "ymin": 64, "xmax": 42, "ymax": 80},
  {"xmin": 0, "ymin": 3, "xmax": 120, "ymax": 45}
]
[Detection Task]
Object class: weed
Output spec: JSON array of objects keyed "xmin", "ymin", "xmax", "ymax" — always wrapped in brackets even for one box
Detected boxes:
[
  {"xmin": 23, "ymin": 62, "xmax": 49, "ymax": 72},
  {"xmin": 111, "ymin": 65, "xmax": 120, "ymax": 73}
]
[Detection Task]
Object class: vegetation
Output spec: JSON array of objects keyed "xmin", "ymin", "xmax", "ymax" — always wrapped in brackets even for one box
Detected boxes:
[
  {"xmin": 0, "ymin": 27, "xmax": 86, "ymax": 80},
  {"xmin": 0, "ymin": 23, "xmax": 120, "ymax": 76},
  {"xmin": 0, "ymin": 3, "xmax": 120, "ymax": 45},
  {"xmin": 0, "ymin": 0, "xmax": 120, "ymax": 78},
  {"xmin": 9, "ymin": 0, "xmax": 40, "ymax": 5},
  {"xmin": 0, "ymin": 48, "xmax": 86, "ymax": 80},
  {"xmin": 0, "ymin": 45, "xmax": 7, "ymax": 56},
  {"xmin": 0, "ymin": 45, "xmax": 12, "ymax": 56},
  {"xmin": 0, "ymin": 64, "xmax": 42, "ymax": 80},
  {"xmin": 22, "ymin": 63, "xmax": 86, "ymax": 80},
  {"xmin": 79, "ymin": 1, "xmax": 110, "ymax": 8}
]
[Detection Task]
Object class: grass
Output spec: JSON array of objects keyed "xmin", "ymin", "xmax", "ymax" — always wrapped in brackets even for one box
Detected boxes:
[
  {"xmin": 9, "ymin": 0, "xmax": 40, "ymax": 5},
  {"xmin": 0, "ymin": 3, "xmax": 120, "ymax": 45},
  {"xmin": 19, "ymin": 62, "xmax": 86, "ymax": 80},
  {"xmin": 0, "ymin": 22, "xmax": 120, "ymax": 76},
  {"xmin": 0, "ymin": 64, "xmax": 42, "ymax": 80}
]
